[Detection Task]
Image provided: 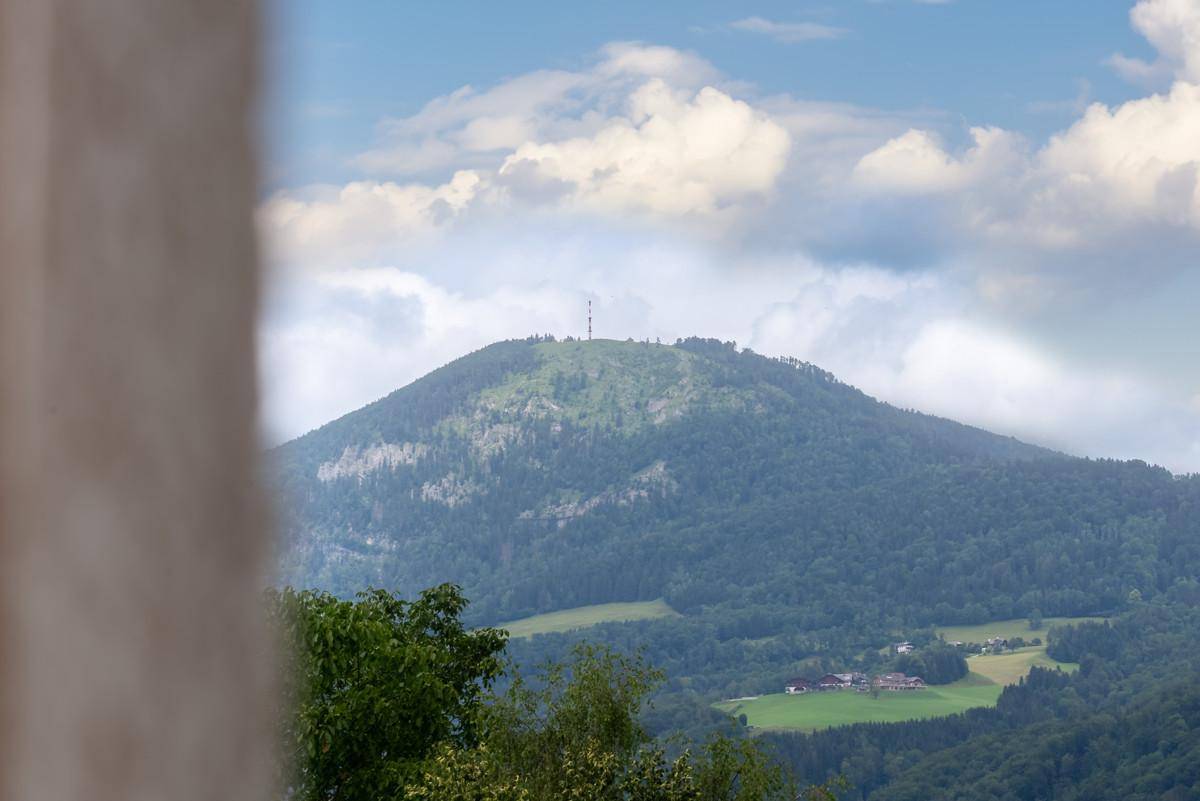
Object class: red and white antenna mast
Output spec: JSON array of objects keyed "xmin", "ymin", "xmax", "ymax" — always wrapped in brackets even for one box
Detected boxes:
[{"xmin": 587, "ymin": 300, "xmax": 592, "ymax": 341}]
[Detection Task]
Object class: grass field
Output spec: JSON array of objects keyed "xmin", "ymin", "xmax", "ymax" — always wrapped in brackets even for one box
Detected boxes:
[
  {"xmin": 935, "ymin": 615, "xmax": 1107, "ymax": 644},
  {"xmin": 716, "ymin": 638, "xmax": 1082, "ymax": 732},
  {"xmin": 714, "ymin": 679, "xmax": 1004, "ymax": 733},
  {"xmin": 498, "ymin": 599, "xmax": 679, "ymax": 638},
  {"xmin": 966, "ymin": 645, "xmax": 1079, "ymax": 685}
]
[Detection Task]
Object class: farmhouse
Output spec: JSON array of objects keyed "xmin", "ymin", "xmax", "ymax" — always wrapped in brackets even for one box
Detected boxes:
[
  {"xmin": 784, "ymin": 677, "xmax": 815, "ymax": 694},
  {"xmin": 893, "ymin": 642, "xmax": 915, "ymax": 654},
  {"xmin": 787, "ymin": 673, "xmax": 868, "ymax": 693},
  {"xmin": 818, "ymin": 674, "xmax": 849, "ymax": 691},
  {"xmin": 874, "ymin": 672, "xmax": 926, "ymax": 691}
]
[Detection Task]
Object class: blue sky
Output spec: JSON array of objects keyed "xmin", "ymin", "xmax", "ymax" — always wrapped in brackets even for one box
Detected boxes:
[{"xmin": 259, "ymin": 0, "xmax": 1200, "ymax": 472}]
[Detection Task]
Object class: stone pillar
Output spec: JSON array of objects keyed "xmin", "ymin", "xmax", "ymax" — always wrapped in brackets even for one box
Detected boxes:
[{"xmin": 0, "ymin": 1, "xmax": 273, "ymax": 800}]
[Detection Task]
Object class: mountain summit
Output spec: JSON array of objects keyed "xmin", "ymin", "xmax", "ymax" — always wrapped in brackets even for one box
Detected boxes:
[{"xmin": 275, "ymin": 336, "xmax": 1193, "ymax": 631}]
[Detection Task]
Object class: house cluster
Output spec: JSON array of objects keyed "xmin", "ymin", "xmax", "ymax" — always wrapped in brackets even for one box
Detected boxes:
[
  {"xmin": 785, "ymin": 673, "xmax": 866, "ymax": 694},
  {"xmin": 874, "ymin": 672, "xmax": 927, "ymax": 691},
  {"xmin": 982, "ymin": 636, "xmax": 1009, "ymax": 653},
  {"xmin": 785, "ymin": 671, "xmax": 926, "ymax": 694}
]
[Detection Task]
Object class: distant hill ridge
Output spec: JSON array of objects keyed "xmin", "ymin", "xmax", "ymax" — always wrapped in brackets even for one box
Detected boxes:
[{"xmin": 274, "ymin": 336, "xmax": 1198, "ymax": 637}]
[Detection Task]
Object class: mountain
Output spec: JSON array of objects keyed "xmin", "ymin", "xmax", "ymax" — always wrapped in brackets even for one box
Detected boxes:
[{"xmin": 273, "ymin": 336, "xmax": 1198, "ymax": 635}]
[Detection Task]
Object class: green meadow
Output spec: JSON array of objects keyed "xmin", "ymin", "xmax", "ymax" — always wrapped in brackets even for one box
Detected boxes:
[
  {"xmin": 497, "ymin": 599, "xmax": 679, "ymax": 638},
  {"xmin": 966, "ymin": 645, "xmax": 1078, "ymax": 685},
  {"xmin": 934, "ymin": 615, "xmax": 1107, "ymax": 644},
  {"xmin": 714, "ymin": 677, "xmax": 1004, "ymax": 733},
  {"xmin": 717, "ymin": 621, "xmax": 1089, "ymax": 732}
]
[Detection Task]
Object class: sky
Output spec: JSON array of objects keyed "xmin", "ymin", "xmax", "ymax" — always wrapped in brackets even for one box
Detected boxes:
[{"xmin": 260, "ymin": 0, "xmax": 1200, "ymax": 473}]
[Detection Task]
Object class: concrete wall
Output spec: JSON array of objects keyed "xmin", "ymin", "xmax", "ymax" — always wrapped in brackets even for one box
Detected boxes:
[{"xmin": 0, "ymin": 1, "xmax": 273, "ymax": 799}]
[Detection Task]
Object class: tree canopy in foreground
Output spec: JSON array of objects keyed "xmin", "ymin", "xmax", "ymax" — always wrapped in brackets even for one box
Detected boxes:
[{"xmin": 268, "ymin": 584, "xmax": 838, "ymax": 801}]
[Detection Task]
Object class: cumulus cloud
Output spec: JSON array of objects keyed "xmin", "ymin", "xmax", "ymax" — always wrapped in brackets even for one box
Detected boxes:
[
  {"xmin": 356, "ymin": 43, "xmax": 720, "ymax": 175},
  {"xmin": 263, "ymin": 45, "xmax": 918, "ymax": 267},
  {"xmin": 1039, "ymin": 82, "xmax": 1200, "ymax": 230},
  {"xmin": 498, "ymin": 79, "xmax": 790, "ymax": 218},
  {"xmin": 729, "ymin": 17, "xmax": 847, "ymax": 43},
  {"xmin": 854, "ymin": 80, "xmax": 1200, "ymax": 255},
  {"xmin": 852, "ymin": 127, "xmax": 1027, "ymax": 194},
  {"xmin": 263, "ymin": 49, "xmax": 796, "ymax": 265},
  {"xmin": 1110, "ymin": 0, "xmax": 1200, "ymax": 85},
  {"xmin": 259, "ymin": 170, "xmax": 484, "ymax": 270},
  {"xmin": 852, "ymin": 0, "xmax": 1200, "ymax": 273},
  {"xmin": 849, "ymin": 73, "xmax": 1200, "ymax": 291}
]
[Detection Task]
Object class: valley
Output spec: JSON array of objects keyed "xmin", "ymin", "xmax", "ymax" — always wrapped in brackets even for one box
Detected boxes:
[
  {"xmin": 715, "ymin": 680, "xmax": 1004, "ymax": 733},
  {"xmin": 712, "ymin": 617, "xmax": 1089, "ymax": 732}
]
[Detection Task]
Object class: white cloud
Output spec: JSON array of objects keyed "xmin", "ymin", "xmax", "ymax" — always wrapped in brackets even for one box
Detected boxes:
[
  {"xmin": 355, "ymin": 71, "xmax": 588, "ymax": 174},
  {"xmin": 729, "ymin": 17, "xmax": 847, "ymax": 43},
  {"xmin": 1108, "ymin": 52, "xmax": 1177, "ymax": 87},
  {"xmin": 854, "ymin": 129, "xmax": 975, "ymax": 193},
  {"xmin": 857, "ymin": 0, "xmax": 1200, "ymax": 250},
  {"xmin": 1110, "ymin": 0, "xmax": 1200, "ymax": 85},
  {"xmin": 854, "ymin": 81, "xmax": 1200, "ymax": 251},
  {"xmin": 264, "ymin": 49, "xmax": 795, "ymax": 259},
  {"xmin": 498, "ymin": 79, "xmax": 791, "ymax": 218},
  {"xmin": 259, "ymin": 170, "xmax": 484, "ymax": 270},
  {"xmin": 593, "ymin": 42, "xmax": 721, "ymax": 85},
  {"xmin": 356, "ymin": 43, "xmax": 720, "ymax": 175},
  {"xmin": 1038, "ymin": 82, "xmax": 1200, "ymax": 230}
]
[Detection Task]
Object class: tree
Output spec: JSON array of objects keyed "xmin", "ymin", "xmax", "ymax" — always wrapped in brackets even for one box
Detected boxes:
[
  {"xmin": 407, "ymin": 644, "xmax": 805, "ymax": 801},
  {"xmin": 272, "ymin": 586, "xmax": 839, "ymax": 801},
  {"xmin": 268, "ymin": 584, "xmax": 507, "ymax": 801},
  {"xmin": 481, "ymin": 644, "xmax": 660, "ymax": 799}
]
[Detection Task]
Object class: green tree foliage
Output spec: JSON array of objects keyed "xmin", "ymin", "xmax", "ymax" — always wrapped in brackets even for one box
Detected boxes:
[
  {"xmin": 481, "ymin": 645, "xmax": 662, "ymax": 798},
  {"xmin": 1046, "ymin": 619, "xmax": 1120, "ymax": 663},
  {"xmin": 762, "ymin": 603, "xmax": 1200, "ymax": 800},
  {"xmin": 271, "ymin": 585, "xmax": 833, "ymax": 801},
  {"xmin": 268, "ymin": 584, "xmax": 507, "ymax": 801},
  {"xmin": 888, "ymin": 643, "xmax": 967, "ymax": 685},
  {"xmin": 871, "ymin": 677, "xmax": 1200, "ymax": 801},
  {"xmin": 407, "ymin": 644, "xmax": 800, "ymax": 801}
]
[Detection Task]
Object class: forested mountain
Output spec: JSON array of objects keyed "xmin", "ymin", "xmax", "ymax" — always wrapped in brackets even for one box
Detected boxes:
[
  {"xmin": 273, "ymin": 336, "xmax": 1200, "ymax": 795},
  {"xmin": 275, "ymin": 336, "xmax": 1197, "ymax": 634}
]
